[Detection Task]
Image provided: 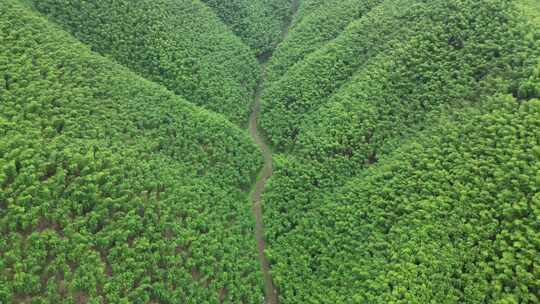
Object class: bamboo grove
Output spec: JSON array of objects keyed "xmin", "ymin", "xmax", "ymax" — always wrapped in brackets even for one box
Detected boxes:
[{"xmin": 1, "ymin": 0, "xmax": 540, "ymax": 303}]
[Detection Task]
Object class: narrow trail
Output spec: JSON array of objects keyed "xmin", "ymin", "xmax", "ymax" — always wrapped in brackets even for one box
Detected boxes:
[
  {"xmin": 248, "ymin": 1, "xmax": 299, "ymax": 303},
  {"xmin": 249, "ymin": 62, "xmax": 277, "ymax": 304}
]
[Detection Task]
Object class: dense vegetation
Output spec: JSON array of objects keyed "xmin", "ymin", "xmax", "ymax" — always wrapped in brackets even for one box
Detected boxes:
[
  {"xmin": 268, "ymin": 95, "xmax": 540, "ymax": 303},
  {"xmin": 0, "ymin": 1, "xmax": 264, "ymax": 302},
  {"xmin": 201, "ymin": 0, "xmax": 293, "ymax": 56},
  {"xmin": 259, "ymin": 0, "xmax": 540, "ymax": 302},
  {"xmin": 267, "ymin": 0, "xmax": 383, "ymax": 82},
  {"xmin": 260, "ymin": 0, "xmax": 537, "ymax": 149},
  {"xmin": 3, "ymin": 0, "xmax": 540, "ymax": 303},
  {"xmin": 28, "ymin": 0, "xmax": 259, "ymax": 124},
  {"xmin": 517, "ymin": 0, "xmax": 540, "ymax": 25}
]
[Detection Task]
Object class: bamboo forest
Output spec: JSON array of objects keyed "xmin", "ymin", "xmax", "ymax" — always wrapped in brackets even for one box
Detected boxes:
[{"xmin": 1, "ymin": 0, "xmax": 540, "ymax": 303}]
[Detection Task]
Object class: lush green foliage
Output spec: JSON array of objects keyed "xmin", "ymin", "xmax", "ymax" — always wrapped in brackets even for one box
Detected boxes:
[
  {"xmin": 268, "ymin": 96, "xmax": 540, "ymax": 303},
  {"xmin": 517, "ymin": 0, "xmax": 540, "ymax": 25},
  {"xmin": 201, "ymin": 0, "xmax": 293, "ymax": 56},
  {"xmin": 3, "ymin": 0, "xmax": 540, "ymax": 303},
  {"xmin": 267, "ymin": 0, "xmax": 383, "ymax": 82},
  {"xmin": 0, "ymin": 2, "xmax": 264, "ymax": 302},
  {"xmin": 261, "ymin": 0, "xmax": 537, "ymax": 149},
  {"xmin": 29, "ymin": 0, "xmax": 260, "ymax": 124},
  {"xmin": 259, "ymin": 0, "xmax": 540, "ymax": 302}
]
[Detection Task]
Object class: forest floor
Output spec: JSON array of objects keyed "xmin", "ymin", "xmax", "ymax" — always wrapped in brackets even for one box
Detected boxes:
[{"xmin": 248, "ymin": 1, "xmax": 300, "ymax": 303}]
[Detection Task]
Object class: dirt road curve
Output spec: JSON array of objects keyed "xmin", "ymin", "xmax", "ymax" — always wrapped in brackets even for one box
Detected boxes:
[
  {"xmin": 248, "ymin": 63, "xmax": 277, "ymax": 303},
  {"xmin": 248, "ymin": 1, "xmax": 299, "ymax": 303}
]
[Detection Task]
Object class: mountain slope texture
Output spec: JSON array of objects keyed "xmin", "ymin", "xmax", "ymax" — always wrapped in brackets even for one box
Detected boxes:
[
  {"xmin": 1, "ymin": 0, "xmax": 540, "ymax": 303},
  {"xmin": 28, "ymin": 0, "xmax": 260, "ymax": 125},
  {"xmin": 201, "ymin": 0, "xmax": 294, "ymax": 56},
  {"xmin": 0, "ymin": 1, "xmax": 263, "ymax": 302}
]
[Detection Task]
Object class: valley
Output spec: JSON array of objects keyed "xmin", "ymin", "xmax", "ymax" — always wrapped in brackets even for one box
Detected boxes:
[{"xmin": 1, "ymin": 0, "xmax": 539, "ymax": 303}]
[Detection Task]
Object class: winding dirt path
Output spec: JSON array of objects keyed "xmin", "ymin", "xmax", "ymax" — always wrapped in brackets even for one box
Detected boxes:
[
  {"xmin": 248, "ymin": 62, "xmax": 277, "ymax": 304},
  {"xmin": 248, "ymin": 2, "xmax": 299, "ymax": 303}
]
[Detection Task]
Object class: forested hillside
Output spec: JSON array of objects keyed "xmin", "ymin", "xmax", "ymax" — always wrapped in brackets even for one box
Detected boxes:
[
  {"xmin": 28, "ymin": 0, "xmax": 259, "ymax": 124},
  {"xmin": 2, "ymin": 0, "xmax": 540, "ymax": 303},
  {"xmin": 260, "ymin": 0, "xmax": 538, "ymax": 149},
  {"xmin": 259, "ymin": 0, "xmax": 540, "ymax": 302},
  {"xmin": 0, "ymin": 1, "xmax": 263, "ymax": 302},
  {"xmin": 201, "ymin": 0, "xmax": 294, "ymax": 56},
  {"xmin": 267, "ymin": 0, "xmax": 383, "ymax": 81},
  {"xmin": 269, "ymin": 95, "xmax": 540, "ymax": 303}
]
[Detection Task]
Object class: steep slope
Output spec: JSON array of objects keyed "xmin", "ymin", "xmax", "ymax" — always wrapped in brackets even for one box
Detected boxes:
[
  {"xmin": 0, "ymin": 1, "xmax": 264, "ymax": 303},
  {"xmin": 267, "ymin": 0, "xmax": 383, "ymax": 82},
  {"xmin": 258, "ymin": 0, "xmax": 540, "ymax": 302},
  {"xmin": 261, "ymin": 0, "xmax": 451, "ymax": 148},
  {"xmin": 269, "ymin": 95, "xmax": 540, "ymax": 303},
  {"xmin": 201, "ymin": 0, "xmax": 293, "ymax": 56},
  {"xmin": 28, "ymin": 0, "xmax": 259, "ymax": 125},
  {"xmin": 3, "ymin": 0, "xmax": 540, "ymax": 303},
  {"xmin": 261, "ymin": 0, "xmax": 537, "ymax": 150}
]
